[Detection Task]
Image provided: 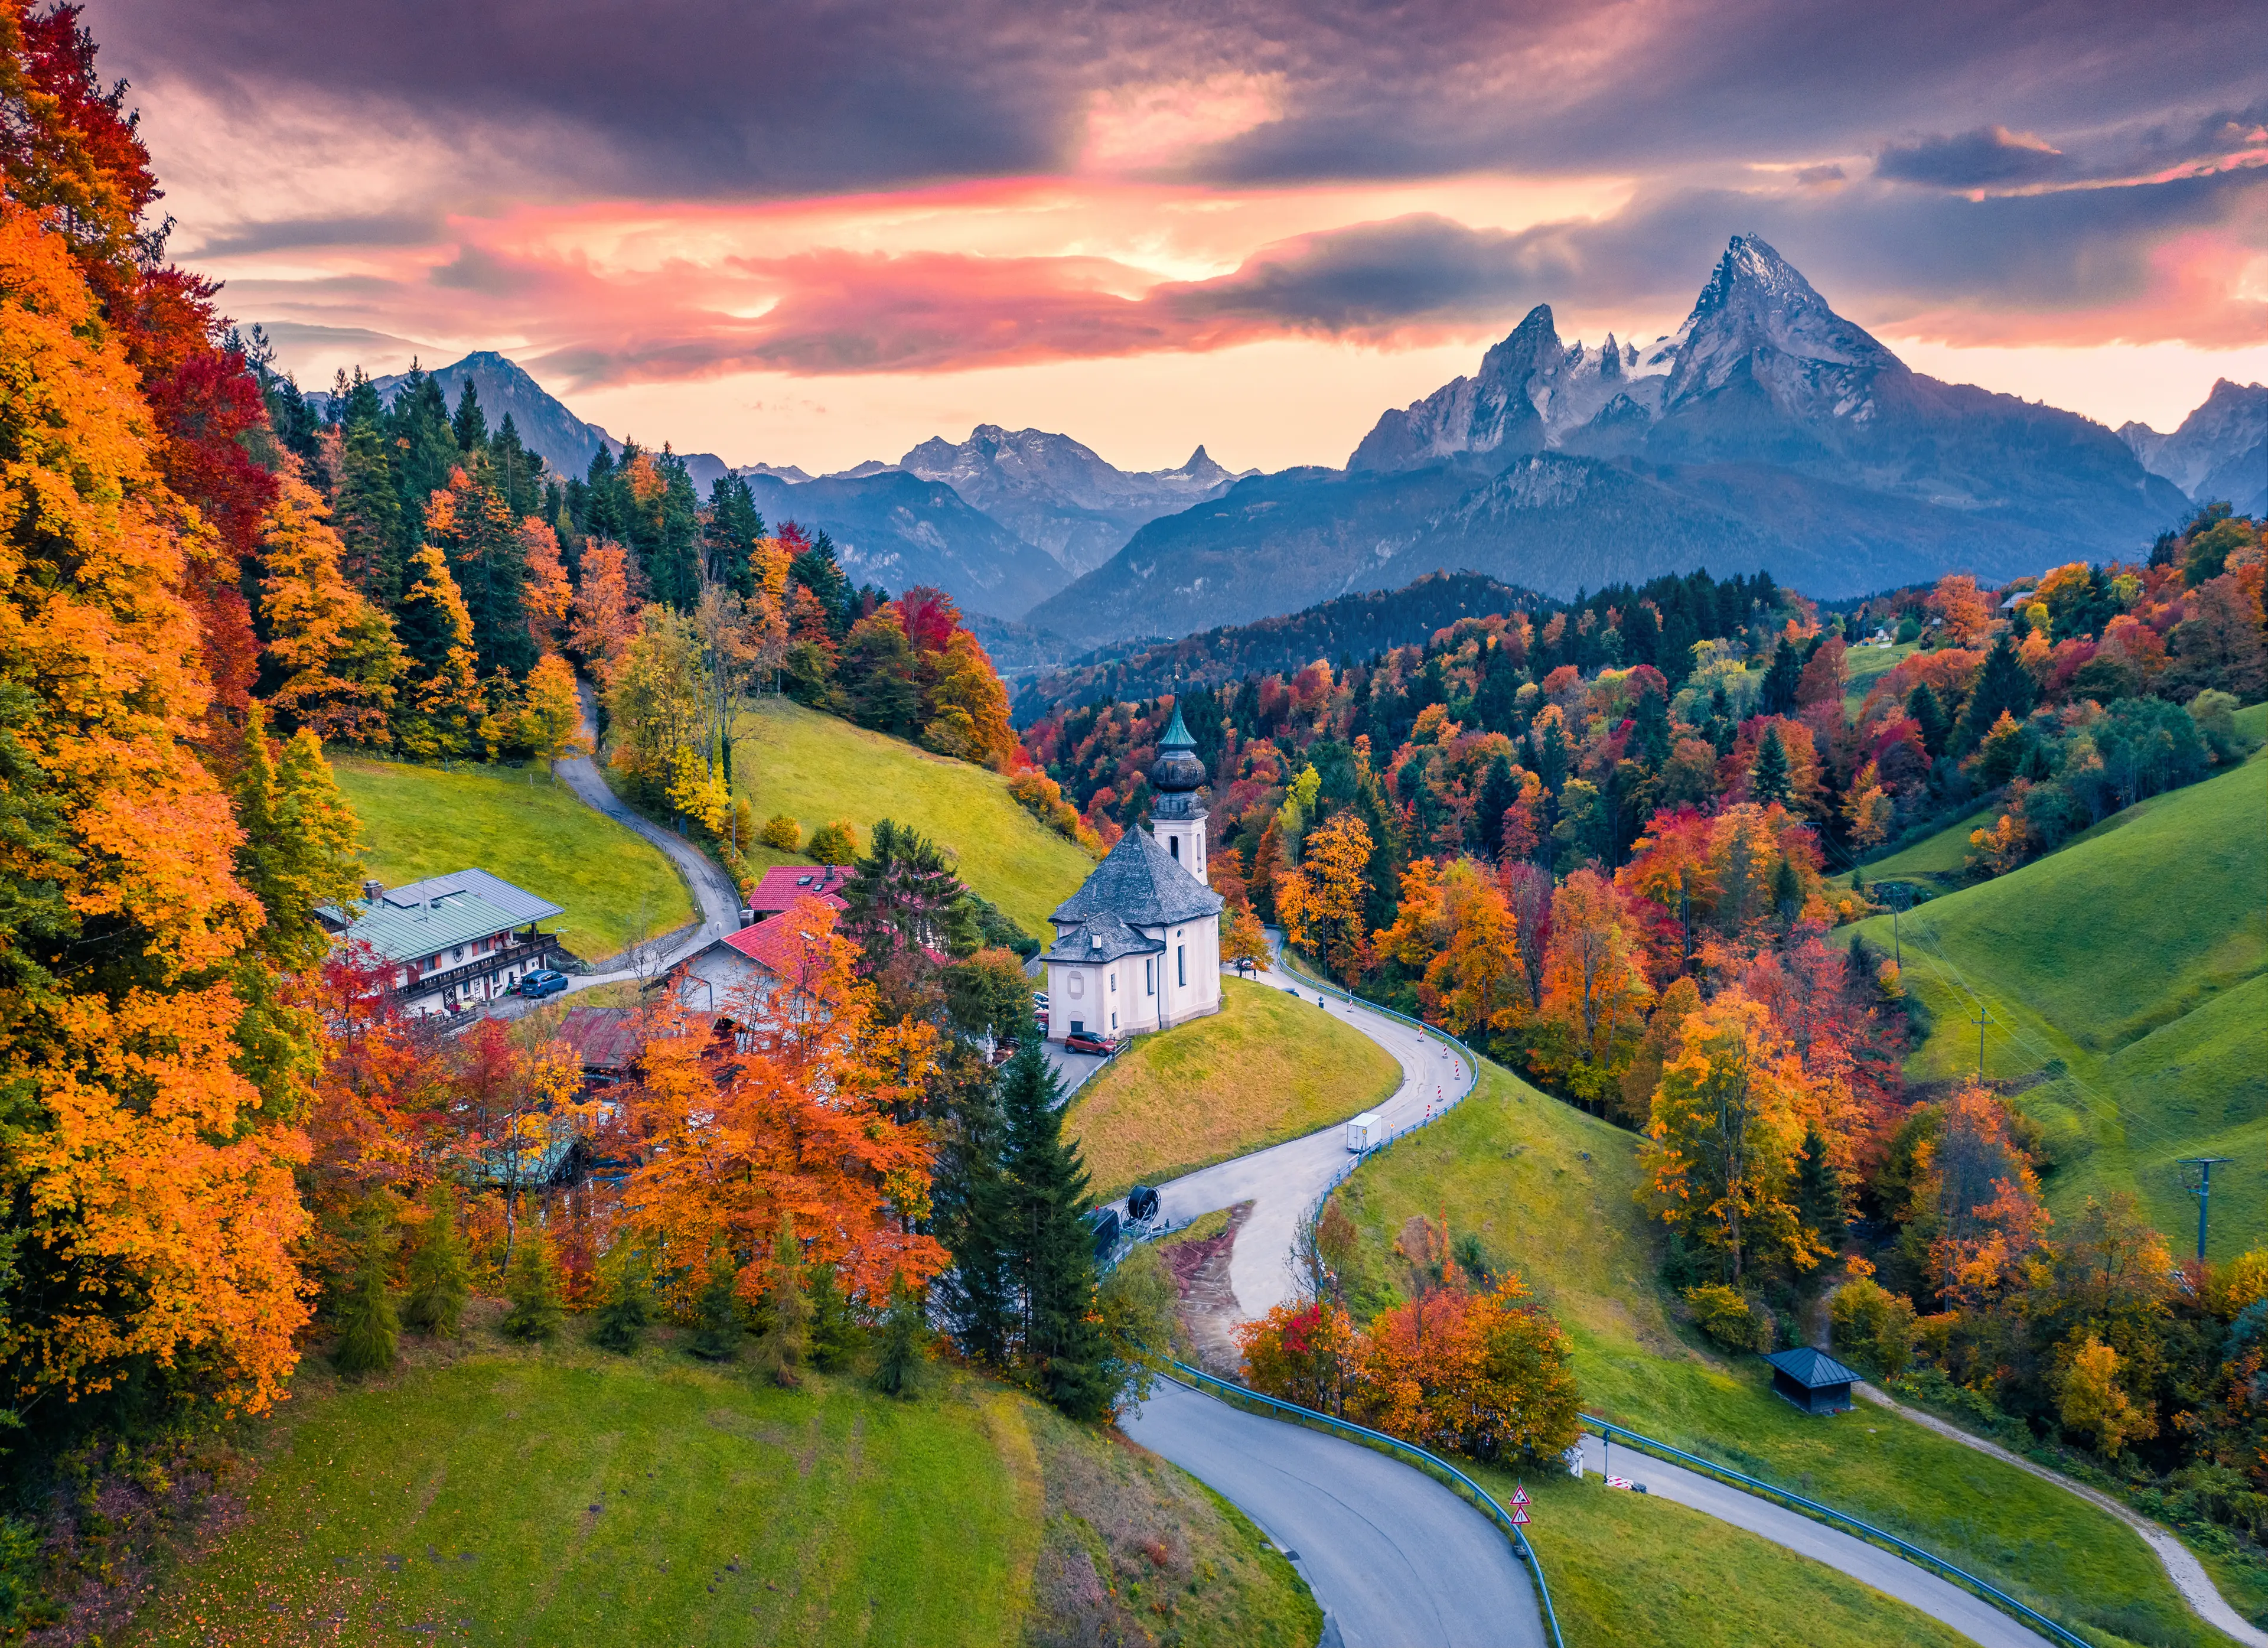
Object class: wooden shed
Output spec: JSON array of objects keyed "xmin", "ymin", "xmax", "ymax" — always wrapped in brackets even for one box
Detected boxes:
[{"xmin": 1762, "ymin": 1346, "xmax": 1860, "ymax": 1415}]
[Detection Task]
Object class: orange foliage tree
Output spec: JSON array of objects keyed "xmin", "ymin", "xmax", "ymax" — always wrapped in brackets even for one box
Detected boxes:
[
  {"xmin": 612, "ymin": 900, "xmax": 947, "ymax": 1314},
  {"xmin": 259, "ymin": 470, "xmax": 403, "ymax": 743},
  {"xmin": 1535, "ymin": 867, "xmax": 1651, "ymax": 1101},
  {"xmin": 0, "ymin": 203, "xmax": 310, "ymax": 1415},
  {"xmin": 1276, "ymin": 812, "xmax": 1373, "ymax": 983}
]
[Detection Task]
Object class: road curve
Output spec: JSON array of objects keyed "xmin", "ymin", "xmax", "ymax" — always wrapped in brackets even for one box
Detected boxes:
[
  {"xmin": 1150, "ymin": 955, "xmax": 1476, "ymax": 1318},
  {"xmin": 1575, "ymin": 1434, "xmax": 2053, "ymax": 1648},
  {"xmin": 1125, "ymin": 1379, "xmax": 1545, "ymax": 1648}
]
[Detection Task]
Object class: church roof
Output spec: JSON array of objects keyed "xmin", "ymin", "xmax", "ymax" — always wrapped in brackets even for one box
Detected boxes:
[
  {"xmin": 1051, "ymin": 825, "xmax": 1224, "ymax": 930},
  {"xmin": 1039, "ymin": 910, "xmax": 1164, "ymax": 965}
]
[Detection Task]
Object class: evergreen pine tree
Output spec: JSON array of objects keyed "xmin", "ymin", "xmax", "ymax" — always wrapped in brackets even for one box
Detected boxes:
[
  {"xmin": 1749, "ymin": 726, "xmax": 1794, "ymax": 808},
  {"xmin": 1634, "ymin": 685, "xmax": 1671, "ymax": 767},
  {"xmin": 999, "ymin": 1044, "xmax": 1110, "ymax": 1419},
  {"xmin": 403, "ymin": 1182, "xmax": 471, "ymax": 1338},
  {"xmin": 1795, "ymin": 1123, "xmax": 1846, "ymax": 1248},
  {"xmin": 1477, "ymin": 754, "xmax": 1517, "ymax": 863},
  {"xmin": 872, "ymin": 1273, "xmax": 930, "ymax": 1399},
  {"xmin": 1906, "ymin": 680, "xmax": 1950, "ymax": 758},
  {"xmin": 1771, "ymin": 853, "xmax": 1804, "ymax": 926},
  {"xmin": 500, "ymin": 1224, "xmax": 566, "ymax": 1342},
  {"xmin": 389, "ymin": 367, "xmax": 460, "ymax": 558},
  {"xmin": 451, "ymin": 377, "xmax": 488, "ymax": 452},
  {"xmin": 334, "ymin": 415, "xmax": 404, "ymax": 600},
  {"xmin": 808, "ymin": 1264, "xmax": 863, "ymax": 1372},
  {"xmin": 687, "ymin": 1249, "xmax": 745, "ymax": 1361},
  {"xmin": 751, "ymin": 1213, "xmax": 813, "ymax": 1388},
  {"xmin": 333, "ymin": 1202, "xmax": 400, "ymax": 1375},
  {"xmin": 592, "ymin": 1249, "xmax": 653, "ymax": 1354},
  {"xmin": 1956, "ymin": 634, "xmax": 2037, "ymax": 753},
  {"xmin": 934, "ymin": 1061, "xmax": 1016, "ymax": 1364},
  {"xmin": 1759, "ymin": 639, "xmax": 1803, "ymax": 715}
]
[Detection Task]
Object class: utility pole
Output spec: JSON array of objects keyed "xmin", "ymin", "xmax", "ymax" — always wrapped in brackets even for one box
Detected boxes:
[
  {"xmin": 2179, "ymin": 1158, "xmax": 2233, "ymax": 1263},
  {"xmin": 1882, "ymin": 881, "xmax": 1911, "ymax": 969},
  {"xmin": 1966, "ymin": 997, "xmax": 1995, "ymax": 1081}
]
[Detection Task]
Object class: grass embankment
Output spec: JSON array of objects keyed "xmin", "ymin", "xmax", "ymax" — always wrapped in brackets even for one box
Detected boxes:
[
  {"xmin": 730, "ymin": 697, "xmax": 1093, "ymax": 941},
  {"xmin": 131, "ymin": 1317, "xmax": 1315, "ymax": 1648},
  {"xmin": 1067, "ymin": 978, "xmax": 1400, "ymax": 1200},
  {"xmin": 1853, "ymin": 754, "xmax": 2268, "ymax": 1258},
  {"xmin": 332, "ymin": 755, "xmax": 695, "ymax": 962},
  {"xmin": 1484, "ymin": 1464, "xmax": 1972, "ymax": 1648},
  {"xmin": 1856, "ymin": 803, "xmax": 1997, "ymax": 882},
  {"xmin": 1840, "ymin": 638, "xmax": 1917, "ymax": 714},
  {"xmin": 1329, "ymin": 1064, "xmax": 2225, "ymax": 1648}
]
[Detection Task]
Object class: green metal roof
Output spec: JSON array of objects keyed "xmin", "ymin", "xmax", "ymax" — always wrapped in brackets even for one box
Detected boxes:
[{"xmin": 334, "ymin": 888, "xmax": 527, "ymax": 964}]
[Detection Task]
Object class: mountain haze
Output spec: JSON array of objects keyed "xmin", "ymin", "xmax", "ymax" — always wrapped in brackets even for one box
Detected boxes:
[
  {"xmin": 2122, "ymin": 380, "xmax": 2268, "ymax": 517},
  {"xmin": 1024, "ymin": 237, "xmax": 2188, "ymax": 649}
]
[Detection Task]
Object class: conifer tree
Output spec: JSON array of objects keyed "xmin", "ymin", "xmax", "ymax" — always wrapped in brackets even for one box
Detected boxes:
[
  {"xmin": 934, "ymin": 1064, "xmax": 1015, "ymax": 1364},
  {"xmin": 395, "ymin": 540, "xmax": 483, "ymax": 758},
  {"xmin": 687, "ymin": 1248, "xmax": 744, "ymax": 1360},
  {"xmin": 1906, "ymin": 680, "xmax": 1950, "ymax": 759},
  {"xmin": 403, "ymin": 1183, "xmax": 471, "ymax": 1338},
  {"xmin": 752, "ymin": 1213, "xmax": 813, "ymax": 1388},
  {"xmin": 1795, "ymin": 1123, "xmax": 1847, "ymax": 1249},
  {"xmin": 333, "ymin": 414, "xmax": 405, "ymax": 600},
  {"xmin": 1956, "ymin": 634, "xmax": 2037, "ymax": 754},
  {"xmin": 808, "ymin": 1264, "xmax": 863, "ymax": 1372},
  {"xmin": 592, "ymin": 1248, "xmax": 653, "ymax": 1354},
  {"xmin": 1749, "ymin": 725, "xmax": 1793, "ymax": 808},
  {"xmin": 999, "ymin": 1044, "xmax": 1110, "ymax": 1419},
  {"xmin": 451, "ymin": 377, "xmax": 487, "ymax": 454},
  {"xmin": 333, "ymin": 1202, "xmax": 400, "ymax": 1375},
  {"xmin": 1771, "ymin": 852, "xmax": 1804, "ymax": 926},
  {"xmin": 501, "ymin": 1223, "xmax": 566, "ymax": 1342},
  {"xmin": 260, "ymin": 471, "xmax": 403, "ymax": 742},
  {"xmin": 873, "ymin": 1273, "xmax": 930, "ymax": 1399},
  {"xmin": 1477, "ymin": 754, "xmax": 1517, "ymax": 862}
]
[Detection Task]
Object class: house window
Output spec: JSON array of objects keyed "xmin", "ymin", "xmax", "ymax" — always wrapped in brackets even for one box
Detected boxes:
[
  {"xmin": 1110, "ymin": 1011, "xmax": 1117, "ymax": 1030},
  {"xmin": 1110, "ymin": 972, "xmax": 1117, "ymax": 993},
  {"xmin": 1169, "ymin": 836, "xmax": 1179, "ymax": 860},
  {"xmin": 1177, "ymin": 945, "xmax": 1186, "ymax": 987},
  {"xmin": 1145, "ymin": 958, "xmax": 1154, "ymax": 995}
]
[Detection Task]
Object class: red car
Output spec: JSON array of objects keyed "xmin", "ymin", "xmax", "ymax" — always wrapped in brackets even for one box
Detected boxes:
[{"xmin": 1063, "ymin": 1031, "xmax": 1120, "ymax": 1056}]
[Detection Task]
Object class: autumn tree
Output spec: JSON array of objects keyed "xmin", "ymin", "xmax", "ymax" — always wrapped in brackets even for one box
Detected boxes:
[
  {"xmin": 1647, "ymin": 992, "xmax": 1821, "ymax": 1282},
  {"xmin": 517, "ymin": 652, "xmax": 589, "ymax": 763},
  {"xmin": 0, "ymin": 203, "xmax": 310, "ymax": 1418},
  {"xmin": 394, "ymin": 540, "xmax": 485, "ymax": 759},
  {"xmin": 1928, "ymin": 574, "xmax": 1994, "ymax": 647},
  {"xmin": 1278, "ymin": 812, "xmax": 1373, "ymax": 983},
  {"xmin": 1536, "ymin": 868, "xmax": 1651, "ymax": 1103},
  {"xmin": 520, "ymin": 514, "xmax": 575, "ymax": 654},
  {"xmin": 259, "ymin": 470, "xmax": 403, "ymax": 742},
  {"xmin": 569, "ymin": 538, "xmax": 642, "ymax": 685}
]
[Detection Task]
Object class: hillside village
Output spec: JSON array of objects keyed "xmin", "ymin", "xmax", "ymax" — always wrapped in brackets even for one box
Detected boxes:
[{"xmin": 3, "ymin": 6, "xmax": 2266, "ymax": 1648}]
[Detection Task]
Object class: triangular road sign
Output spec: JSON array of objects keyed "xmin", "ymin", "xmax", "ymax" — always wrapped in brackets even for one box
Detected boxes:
[
  {"xmin": 1510, "ymin": 1504, "xmax": 1530, "ymax": 1525},
  {"xmin": 1509, "ymin": 1486, "xmax": 1530, "ymax": 1506}
]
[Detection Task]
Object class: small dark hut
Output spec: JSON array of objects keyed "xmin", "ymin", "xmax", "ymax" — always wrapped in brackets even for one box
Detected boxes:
[{"xmin": 1762, "ymin": 1346, "xmax": 1860, "ymax": 1415}]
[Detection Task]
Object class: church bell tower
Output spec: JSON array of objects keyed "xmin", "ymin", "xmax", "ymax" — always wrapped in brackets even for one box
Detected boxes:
[{"xmin": 1146, "ymin": 704, "xmax": 1207, "ymax": 880}]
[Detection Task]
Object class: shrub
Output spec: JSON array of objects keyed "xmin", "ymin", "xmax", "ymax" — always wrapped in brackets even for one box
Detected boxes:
[
  {"xmin": 1829, "ymin": 1277, "xmax": 1917, "ymax": 1378},
  {"xmin": 333, "ymin": 1207, "xmax": 400, "ymax": 1375},
  {"xmin": 1684, "ymin": 1283, "xmax": 1770, "ymax": 1353},
  {"xmin": 687, "ymin": 1249, "xmax": 745, "ymax": 1361},
  {"xmin": 806, "ymin": 817, "xmax": 858, "ymax": 863},
  {"xmin": 759, "ymin": 813, "xmax": 801, "ymax": 851},
  {"xmin": 592, "ymin": 1250, "xmax": 653, "ymax": 1354}
]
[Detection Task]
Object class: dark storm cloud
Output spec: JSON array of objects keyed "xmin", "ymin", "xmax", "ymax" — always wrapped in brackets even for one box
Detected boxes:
[
  {"xmin": 94, "ymin": 0, "xmax": 2268, "ymax": 197},
  {"xmin": 187, "ymin": 212, "xmax": 444, "ymax": 259},
  {"xmin": 1876, "ymin": 126, "xmax": 2068, "ymax": 189}
]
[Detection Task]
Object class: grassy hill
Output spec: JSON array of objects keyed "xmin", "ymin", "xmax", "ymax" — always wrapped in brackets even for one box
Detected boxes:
[
  {"xmin": 333, "ymin": 755, "xmax": 695, "ymax": 962},
  {"xmin": 1329, "ymin": 1064, "xmax": 2230, "ymax": 1648},
  {"xmin": 1066, "ymin": 978, "xmax": 1401, "ymax": 1200},
  {"xmin": 1853, "ymin": 753, "xmax": 2268, "ymax": 1258},
  {"xmin": 729, "ymin": 697, "xmax": 1094, "ymax": 940},
  {"xmin": 131, "ymin": 1316, "xmax": 1317, "ymax": 1648},
  {"xmin": 1841, "ymin": 637, "xmax": 1917, "ymax": 712}
]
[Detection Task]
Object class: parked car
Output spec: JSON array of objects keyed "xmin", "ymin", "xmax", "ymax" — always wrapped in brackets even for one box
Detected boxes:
[
  {"xmin": 1032, "ymin": 991, "xmax": 1050, "ymax": 1009},
  {"xmin": 1063, "ymin": 1031, "xmax": 1120, "ymax": 1056},
  {"xmin": 517, "ymin": 969, "xmax": 569, "ymax": 1000}
]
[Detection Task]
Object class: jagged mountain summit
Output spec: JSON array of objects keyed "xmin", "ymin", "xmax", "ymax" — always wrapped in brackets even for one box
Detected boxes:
[
  {"xmin": 900, "ymin": 426, "xmax": 1251, "ymax": 573},
  {"xmin": 1022, "ymin": 235, "xmax": 2189, "ymax": 649},
  {"xmin": 2122, "ymin": 380, "xmax": 2268, "ymax": 516}
]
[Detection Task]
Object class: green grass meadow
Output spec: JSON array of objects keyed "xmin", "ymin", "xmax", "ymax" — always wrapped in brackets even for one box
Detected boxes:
[
  {"xmin": 730, "ymin": 697, "xmax": 1094, "ymax": 940},
  {"xmin": 1853, "ymin": 754, "xmax": 2268, "ymax": 1258},
  {"xmin": 1067, "ymin": 977, "xmax": 1401, "ymax": 1200},
  {"xmin": 1331, "ymin": 1064, "xmax": 2225, "ymax": 1647},
  {"xmin": 331, "ymin": 755, "xmax": 696, "ymax": 962},
  {"xmin": 132, "ymin": 1327, "xmax": 1315, "ymax": 1648}
]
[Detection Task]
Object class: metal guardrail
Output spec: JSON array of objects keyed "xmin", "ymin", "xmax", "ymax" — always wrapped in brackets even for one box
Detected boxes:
[
  {"xmin": 1159, "ymin": 1359, "xmax": 1564, "ymax": 1648},
  {"xmin": 1581, "ymin": 1415, "xmax": 2090, "ymax": 1648}
]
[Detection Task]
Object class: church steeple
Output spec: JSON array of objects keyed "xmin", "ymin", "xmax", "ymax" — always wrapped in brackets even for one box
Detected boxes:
[{"xmin": 1146, "ymin": 701, "xmax": 1207, "ymax": 877}]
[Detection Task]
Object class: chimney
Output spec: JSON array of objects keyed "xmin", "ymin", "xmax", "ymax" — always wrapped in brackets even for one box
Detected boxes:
[
  {"xmin": 361, "ymin": 878, "xmax": 383, "ymax": 903},
  {"xmin": 739, "ymin": 906, "xmax": 755, "ymax": 928}
]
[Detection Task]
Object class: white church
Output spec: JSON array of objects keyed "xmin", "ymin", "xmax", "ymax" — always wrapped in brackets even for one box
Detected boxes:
[{"xmin": 1041, "ymin": 706, "xmax": 1224, "ymax": 1043}]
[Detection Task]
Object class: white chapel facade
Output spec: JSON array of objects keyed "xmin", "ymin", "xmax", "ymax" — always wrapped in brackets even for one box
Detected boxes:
[{"xmin": 1041, "ymin": 706, "xmax": 1224, "ymax": 1042}]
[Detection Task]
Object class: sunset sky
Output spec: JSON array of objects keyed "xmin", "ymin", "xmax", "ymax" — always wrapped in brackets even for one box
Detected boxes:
[{"xmin": 94, "ymin": 0, "xmax": 2268, "ymax": 474}]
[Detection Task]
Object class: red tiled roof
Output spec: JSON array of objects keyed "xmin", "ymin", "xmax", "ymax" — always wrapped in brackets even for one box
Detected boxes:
[{"xmin": 747, "ymin": 864, "xmax": 853, "ymax": 914}]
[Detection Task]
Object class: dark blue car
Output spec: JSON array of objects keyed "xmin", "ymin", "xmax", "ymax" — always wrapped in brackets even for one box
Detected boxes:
[{"xmin": 518, "ymin": 969, "xmax": 569, "ymax": 999}]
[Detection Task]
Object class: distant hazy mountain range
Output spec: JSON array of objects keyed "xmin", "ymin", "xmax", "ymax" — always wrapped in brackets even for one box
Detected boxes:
[
  {"xmin": 1021, "ymin": 236, "xmax": 2194, "ymax": 648},
  {"xmin": 2122, "ymin": 380, "xmax": 2268, "ymax": 519},
  {"xmin": 288, "ymin": 240, "xmax": 2241, "ymax": 641}
]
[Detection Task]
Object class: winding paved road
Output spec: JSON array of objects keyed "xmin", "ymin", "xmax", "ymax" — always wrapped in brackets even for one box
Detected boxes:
[{"xmin": 1125, "ymin": 1380, "xmax": 1544, "ymax": 1648}]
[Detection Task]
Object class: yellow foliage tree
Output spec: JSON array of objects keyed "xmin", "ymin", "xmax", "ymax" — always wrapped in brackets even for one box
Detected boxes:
[
  {"xmin": 516, "ymin": 652, "xmax": 589, "ymax": 763},
  {"xmin": 1278, "ymin": 812, "xmax": 1371, "ymax": 983},
  {"xmin": 393, "ymin": 539, "xmax": 484, "ymax": 760},
  {"xmin": 1539, "ymin": 867, "xmax": 1651, "ymax": 1087},
  {"xmin": 2057, "ymin": 1334, "xmax": 2157, "ymax": 1457}
]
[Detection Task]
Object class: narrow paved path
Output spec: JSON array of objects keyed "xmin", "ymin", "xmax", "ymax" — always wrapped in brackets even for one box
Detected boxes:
[
  {"xmin": 1862, "ymin": 1384, "xmax": 2268, "ymax": 1647},
  {"xmin": 1573, "ymin": 1434, "xmax": 2052, "ymax": 1648},
  {"xmin": 1148, "ymin": 953, "xmax": 1474, "ymax": 1317},
  {"xmin": 549, "ymin": 685, "xmax": 741, "ymax": 989},
  {"xmin": 1125, "ymin": 1380, "xmax": 1544, "ymax": 1648}
]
